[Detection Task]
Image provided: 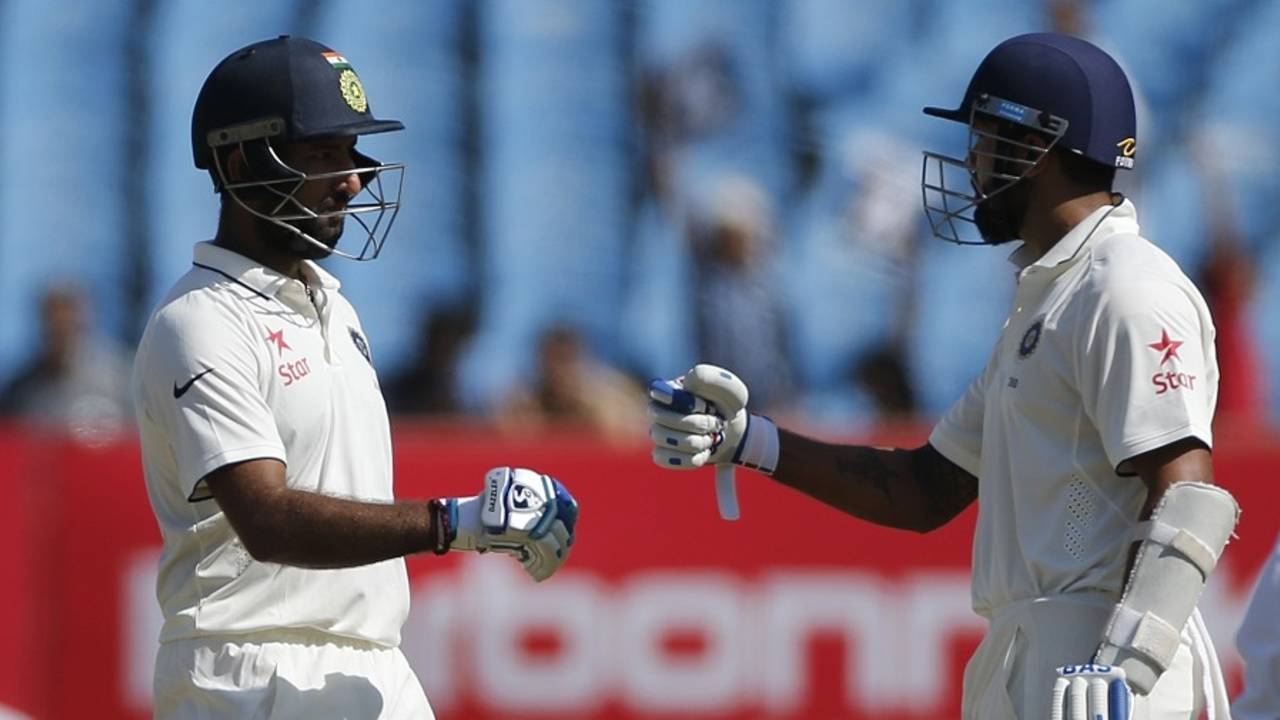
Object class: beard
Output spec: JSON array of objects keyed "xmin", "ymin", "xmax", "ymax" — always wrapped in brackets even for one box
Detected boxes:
[
  {"xmin": 973, "ymin": 178, "xmax": 1031, "ymax": 245},
  {"xmin": 263, "ymin": 197, "xmax": 347, "ymax": 260},
  {"xmin": 234, "ymin": 184, "xmax": 349, "ymax": 260},
  {"xmin": 286, "ymin": 213, "xmax": 346, "ymax": 259}
]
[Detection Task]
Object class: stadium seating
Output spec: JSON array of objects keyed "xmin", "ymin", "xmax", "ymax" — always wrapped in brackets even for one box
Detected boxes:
[
  {"xmin": 143, "ymin": 1, "xmax": 306, "ymax": 320},
  {"xmin": 0, "ymin": 1, "xmax": 136, "ymax": 380},
  {"xmin": 310, "ymin": 0, "xmax": 472, "ymax": 372},
  {"xmin": 456, "ymin": 0, "xmax": 629, "ymax": 409},
  {"xmin": 2, "ymin": 0, "xmax": 1278, "ymax": 421}
]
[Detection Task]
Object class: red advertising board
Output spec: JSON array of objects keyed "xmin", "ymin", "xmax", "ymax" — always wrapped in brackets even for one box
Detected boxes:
[{"xmin": 0, "ymin": 423, "xmax": 1275, "ymax": 719}]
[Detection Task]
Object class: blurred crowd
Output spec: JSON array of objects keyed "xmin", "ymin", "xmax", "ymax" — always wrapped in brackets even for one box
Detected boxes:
[{"xmin": 1, "ymin": 0, "xmax": 1276, "ymax": 441}]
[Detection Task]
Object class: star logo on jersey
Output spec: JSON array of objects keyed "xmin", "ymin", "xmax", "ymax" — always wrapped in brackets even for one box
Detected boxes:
[
  {"xmin": 1148, "ymin": 329, "xmax": 1183, "ymax": 367},
  {"xmin": 266, "ymin": 328, "xmax": 291, "ymax": 355}
]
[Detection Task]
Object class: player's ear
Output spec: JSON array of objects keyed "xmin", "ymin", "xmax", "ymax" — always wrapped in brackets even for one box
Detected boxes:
[
  {"xmin": 1023, "ymin": 132, "xmax": 1051, "ymax": 179},
  {"xmin": 223, "ymin": 147, "xmax": 249, "ymax": 184}
]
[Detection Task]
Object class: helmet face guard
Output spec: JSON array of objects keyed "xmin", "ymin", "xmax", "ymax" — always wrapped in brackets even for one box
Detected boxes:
[
  {"xmin": 921, "ymin": 94, "xmax": 1068, "ymax": 245},
  {"xmin": 208, "ymin": 119, "xmax": 405, "ymax": 261}
]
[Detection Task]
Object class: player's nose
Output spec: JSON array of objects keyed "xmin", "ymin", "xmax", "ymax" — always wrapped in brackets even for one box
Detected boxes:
[{"xmin": 334, "ymin": 168, "xmax": 362, "ymax": 202}]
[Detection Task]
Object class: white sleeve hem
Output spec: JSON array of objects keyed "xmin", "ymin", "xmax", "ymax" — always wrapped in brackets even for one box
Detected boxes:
[
  {"xmin": 185, "ymin": 444, "xmax": 287, "ymax": 501},
  {"xmin": 1110, "ymin": 423, "xmax": 1213, "ymax": 476}
]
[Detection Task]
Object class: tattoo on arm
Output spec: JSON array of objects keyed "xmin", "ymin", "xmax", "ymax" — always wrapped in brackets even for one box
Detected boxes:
[{"xmin": 834, "ymin": 451, "xmax": 895, "ymax": 500}]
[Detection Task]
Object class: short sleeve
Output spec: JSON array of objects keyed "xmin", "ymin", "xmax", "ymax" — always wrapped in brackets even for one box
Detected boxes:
[
  {"xmin": 1075, "ymin": 281, "xmax": 1216, "ymax": 474},
  {"xmin": 135, "ymin": 300, "xmax": 285, "ymax": 500},
  {"xmin": 929, "ymin": 351, "xmax": 997, "ymax": 477}
]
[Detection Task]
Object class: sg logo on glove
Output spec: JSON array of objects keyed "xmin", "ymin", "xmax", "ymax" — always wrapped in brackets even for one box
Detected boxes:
[{"xmin": 510, "ymin": 482, "xmax": 544, "ymax": 512}]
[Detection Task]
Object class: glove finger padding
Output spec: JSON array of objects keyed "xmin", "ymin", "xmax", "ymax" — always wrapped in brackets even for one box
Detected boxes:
[
  {"xmin": 650, "ymin": 425, "xmax": 716, "ymax": 453},
  {"xmin": 648, "ymin": 404, "xmax": 723, "ymax": 434},
  {"xmin": 682, "ymin": 364, "xmax": 749, "ymax": 416},
  {"xmin": 1050, "ymin": 664, "xmax": 1132, "ymax": 720},
  {"xmin": 652, "ymin": 445, "xmax": 711, "ymax": 470},
  {"xmin": 648, "ymin": 364, "xmax": 762, "ymax": 472},
  {"xmin": 516, "ymin": 518, "xmax": 571, "ymax": 582}
]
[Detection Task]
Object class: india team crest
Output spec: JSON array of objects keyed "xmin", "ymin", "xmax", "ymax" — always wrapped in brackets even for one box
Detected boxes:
[
  {"xmin": 1019, "ymin": 318, "xmax": 1044, "ymax": 359},
  {"xmin": 339, "ymin": 69, "xmax": 368, "ymax": 113},
  {"xmin": 349, "ymin": 326, "xmax": 372, "ymax": 365}
]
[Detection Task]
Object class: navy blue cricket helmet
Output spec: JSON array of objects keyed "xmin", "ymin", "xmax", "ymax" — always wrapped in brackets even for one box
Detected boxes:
[
  {"xmin": 921, "ymin": 33, "xmax": 1137, "ymax": 245},
  {"xmin": 192, "ymin": 36, "xmax": 406, "ymax": 261}
]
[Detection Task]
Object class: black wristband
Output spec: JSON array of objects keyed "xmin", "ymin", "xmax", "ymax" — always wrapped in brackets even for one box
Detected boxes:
[{"xmin": 427, "ymin": 498, "xmax": 457, "ymax": 555}]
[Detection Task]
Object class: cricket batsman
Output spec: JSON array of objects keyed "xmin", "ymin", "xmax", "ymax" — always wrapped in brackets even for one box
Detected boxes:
[
  {"xmin": 648, "ymin": 32, "xmax": 1237, "ymax": 719},
  {"xmin": 133, "ymin": 36, "xmax": 578, "ymax": 718}
]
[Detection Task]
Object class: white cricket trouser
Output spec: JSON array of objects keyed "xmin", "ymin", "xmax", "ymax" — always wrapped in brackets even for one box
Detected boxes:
[
  {"xmin": 961, "ymin": 592, "xmax": 1228, "ymax": 720},
  {"xmin": 152, "ymin": 629, "xmax": 433, "ymax": 720}
]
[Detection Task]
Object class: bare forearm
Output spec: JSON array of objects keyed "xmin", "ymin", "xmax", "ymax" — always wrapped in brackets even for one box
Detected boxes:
[
  {"xmin": 234, "ymin": 490, "xmax": 435, "ymax": 568},
  {"xmin": 771, "ymin": 430, "xmax": 977, "ymax": 532}
]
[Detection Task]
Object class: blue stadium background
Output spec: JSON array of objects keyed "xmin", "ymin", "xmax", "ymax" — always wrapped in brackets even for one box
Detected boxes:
[{"xmin": 2, "ymin": 0, "xmax": 1277, "ymax": 425}]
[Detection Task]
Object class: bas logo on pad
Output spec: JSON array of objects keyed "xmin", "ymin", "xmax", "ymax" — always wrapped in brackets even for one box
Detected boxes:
[{"xmin": 1149, "ymin": 329, "xmax": 1195, "ymax": 395}]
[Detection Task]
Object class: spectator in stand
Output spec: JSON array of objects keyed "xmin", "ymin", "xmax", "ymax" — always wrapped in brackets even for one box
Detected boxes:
[
  {"xmin": 0, "ymin": 283, "xmax": 131, "ymax": 441},
  {"xmin": 1198, "ymin": 180, "xmax": 1267, "ymax": 425},
  {"xmin": 383, "ymin": 304, "xmax": 478, "ymax": 416},
  {"xmin": 497, "ymin": 325, "xmax": 644, "ymax": 442},
  {"xmin": 689, "ymin": 175, "xmax": 793, "ymax": 414}
]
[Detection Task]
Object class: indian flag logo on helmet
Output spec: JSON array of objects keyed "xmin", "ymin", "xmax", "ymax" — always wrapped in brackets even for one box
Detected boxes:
[{"xmin": 322, "ymin": 51, "xmax": 351, "ymax": 70}]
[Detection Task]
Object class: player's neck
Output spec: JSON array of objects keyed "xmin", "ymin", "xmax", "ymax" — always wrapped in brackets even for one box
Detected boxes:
[
  {"xmin": 1019, "ymin": 190, "xmax": 1116, "ymax": 260},
  {"xmin": 213, "ymin": 216, "xmax": 307, "ymax": 281}
]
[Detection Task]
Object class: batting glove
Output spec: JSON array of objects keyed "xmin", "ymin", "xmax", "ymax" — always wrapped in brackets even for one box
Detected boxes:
[
  {"xmin": 1050, "ymin": 663, "xmax": 1133, "ymax": 720},
  {"xmin": 648, "ymin": 364, "xmax": 779, "ymax": 474},
  {"xmin": 432, "ymin": 467, "xmax": 578, "ymax": 582}
]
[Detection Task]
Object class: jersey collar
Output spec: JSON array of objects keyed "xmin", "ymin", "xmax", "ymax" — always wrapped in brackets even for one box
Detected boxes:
[
  {"xmin": 192, "ymin": 241, "xmax": 342, "ymax": 299},
  {"xmin": 1008, "ymin": 197, "xmax": 1138, "ymax": 277}
]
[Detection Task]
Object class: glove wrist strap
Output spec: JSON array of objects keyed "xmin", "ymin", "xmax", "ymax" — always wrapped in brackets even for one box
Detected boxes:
[
  {"xmin": 427, "ymin": 498, "xmax": 458, "ymax": 555},
  {"xmin": 734, "ymin": 414, "xmax": 779, "ymax": 475}
]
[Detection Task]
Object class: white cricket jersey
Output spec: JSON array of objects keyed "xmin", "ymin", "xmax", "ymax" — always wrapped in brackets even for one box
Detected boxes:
[
  {"xmin": 929, "ymin": 199, "xmax": 1218, "ymax": 617},
  {"xmin": 132, "ymin": 241, "xmax": 409, "ymax": 647}
]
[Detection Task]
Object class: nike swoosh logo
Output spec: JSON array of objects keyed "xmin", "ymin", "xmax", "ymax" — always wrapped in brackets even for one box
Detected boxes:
[{"xmin": 173, "ymin": 368, "xmax": 215, "ymax": 399}]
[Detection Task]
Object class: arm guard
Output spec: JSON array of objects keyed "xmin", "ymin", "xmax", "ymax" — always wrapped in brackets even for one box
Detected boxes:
[{"xmin": 1094, "ymin": 482, "xmax": 1239, "ymax": 694}]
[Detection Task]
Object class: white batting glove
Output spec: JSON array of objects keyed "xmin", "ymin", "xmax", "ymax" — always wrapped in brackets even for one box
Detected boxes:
[
  {"xmin": 1050, "ymin": 663, "xmax": 1133, "ymax": 720},
  {"xmin": 648, "ymin": 364, "xmax": 779, "ymax": 474},
  {"xmin": 437, "ymin": 467, "xmax": 578, "ymax": 582}
]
